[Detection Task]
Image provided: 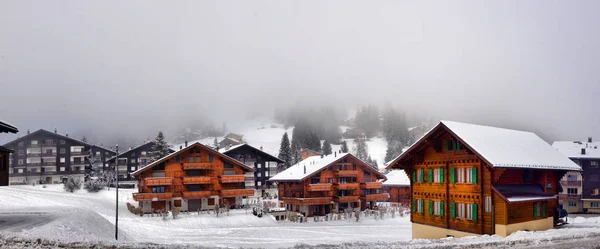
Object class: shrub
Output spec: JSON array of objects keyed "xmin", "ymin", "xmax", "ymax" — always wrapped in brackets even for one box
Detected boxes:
[
  {"xmin": 63, "ymin": 176, "xmax": 81, "ymax": 193},
  {"xmin": 83, "ymin": 179, "xmax": 105, "ymax": 193}
]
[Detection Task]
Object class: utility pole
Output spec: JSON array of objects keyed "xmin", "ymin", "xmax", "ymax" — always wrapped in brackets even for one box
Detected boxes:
[{"xmin": 115, "ymin": 144, "xmax": 119, "ymax": 240}]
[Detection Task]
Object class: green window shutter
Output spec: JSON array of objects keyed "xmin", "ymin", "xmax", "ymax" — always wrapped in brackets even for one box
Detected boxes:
[
  {"xmin": 419, "ymin": 200, "xmax": 423, "ymax": 213},
  {"xmin": 542, "ymin": 202, "xmax": 547, "ymax": 217},
  {"xmin": 452, "ymin": 140, "xmax": 456, "ymax": 150},
  {"xmin": 457, "ymin": 142, "xmax": 461, "ymax": 150},
  {"xmin": 450, "ymin": 168, "xmax": 455, "ymax": 183},
  {"xmin": 440, "ymin": 168, "xmax": 444, "ymax": 183},
  {"xmin": 412, "ymin": 170, "xmax": 416, "ymax": 183},
  {"xmin": 413, "ymin": 199, "xmax": 416, "ymax": 213},
  {"xmin": 472, "ymin": 203, "xmax": 478, "ymax": 221},
  {"xmin": 440, "ymin": 201, "xmax": 444, "ymax": 217},
  {"xmin": 533, "ymin": 203, "xmax": 538, "ymax": 218},
  {"xmin": 472, "ymin": 167, "xmax": 478, "ymax": 184},
  {"xmin": 420, "ymin": 169, "xmax": 424, "ymax": 183},
  {"xmin": 428, "ymin": 168, "xmax": 433, "ymax": 183},
  {"xmin": 450, "ymin": 202, "xmax": 456, "ymax": 218},
  {"xmin": 445, "ymin": 140, "xmax": 449, "ymax": 151},
  {"xmin": 428, "ymin": 200, "xmax": 433, "ymax": 215}
]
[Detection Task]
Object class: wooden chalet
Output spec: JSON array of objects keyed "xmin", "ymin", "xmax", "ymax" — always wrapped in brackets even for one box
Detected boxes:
[
  {"xmin": 131, "ymin": 142, "xmax": 254, "ymax": 213},
  {"xmin": 383, "ymin": 170, "xmax": 411, "ymax": 206},
  {"xmin": 299, "ymin": 148, "xmax": 321, "ymax": 160},
  {"xmin": 386, "ymin": 121, "xmax": 581, "ymax": 239},
  {"xmin": 219, "ymin": 143, "xmax": 284, "ymax": 194},
  {"xmin": 0, "ymin": 120, "xmax": 18, "ymax": 186},
  {"xmin": 270, "ymin": 152, "xmax": 388, "ymax": 217}
]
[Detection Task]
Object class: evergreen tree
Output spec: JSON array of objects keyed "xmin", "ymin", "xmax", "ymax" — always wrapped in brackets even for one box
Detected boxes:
[
  {"xmin": 354, "ymin": 138, "xmax": 369, "ymax": 161},
  {"xmin": 384, "ymin": 140, "xmax": 404, "ymax": 163},
  {"xmin": 278, "ymin": 133, "xmax": 293, "ymax": 168},
  {"xmin": 150, "ymin": 131, "xmax": 171, "ymax": 162},
  {"xmin": 340, "ymin": 140, "xmax": 349, "ymax": 153},
  {"xmin": 321, "ymin": 140, "xmax": 332, "ymax": 156},
  {"xmin": 354, "ymin": 105, "xmax": 380, "ymax": 138},
  {"xmin": 291, "ymin": 139, "xmax": 302, "ymax": 165},
  {"xmin": 213, "ymin": 137, "xmax": 218, "ymax": 149}
]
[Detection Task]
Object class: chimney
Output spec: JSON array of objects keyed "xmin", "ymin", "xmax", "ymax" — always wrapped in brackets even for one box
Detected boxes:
[
  {"xmin": 334, "ymin": 151, "xmax": 337, "ymax": 157},
  {"xmin": 582, "ymin": 148, "xmax": 586, "ymax": 155},
  {"xmin": 66, "ymin": 132, "xmax": 69, "ymax": 137},
  {"xmin": 27, "ymin": 129, "xmax": 30, "ymax": 135},
  {"xmin": 185, "ymin": 141, "xmax": 188, "ymax": 147},
  {"xmin": 589, "ymin": 137, "xmax": 593, "ymax": 143},
  {"xmin": 179, "ymin": 145, "xmax": 182, "ymax": 150},
  {"xmin": 260, "ymin": 146, "xmax": 263, "ymax": 150},
  {"xmin": 303, "ymin": 165, "xmax": 306, "ymax": 174},
  {"xmin": 54, "ymin": 128, "xmax": 57, "ymax": 133}
]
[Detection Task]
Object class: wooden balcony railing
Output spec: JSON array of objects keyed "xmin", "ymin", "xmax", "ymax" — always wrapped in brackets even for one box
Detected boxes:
[
  {"xmin": 361, "ymin": 182, "xmax": 383, "ymax": 189},
  {"xmin": 282, "ymin": 197, "xmax": 333, "ymax": 205},
  {"xmin": 182, "ymin": 191, "xmax": 211, "ymax": 199},
  {"xmin": 132, "ymin": 192, "xmax": 173, "ymax": 201},
  {"xmin": 336, "ymin": 182, "xmax": 360, "ymax": 190},
  {"xmin": 220, "ymin": 175, "xmax": 246, "ymax": 183},
  {"xmin": 221, "ymin": 189, "xmax": 254, "ymax": 197},
  {"xmin": 560, "ymin": 180, "xmax": 582, "ymax": 187},
  {"xmin": 183, "ymin": 176, "xmax": 212, "ymax": 185},
  {"xmin": 334, "ymin": 195, "xmax": 360, "ymax": 203},
  {"xmin": 183, "ymin": 162, "xmax": 213, "ymax": 170},
  {"xmin": 362, "ymin": 193, "xmax": 389, "ymax": 201},
  {"xmin": 308, "ymin": 183, "xmax": 332, "ymax": 192},
  {"xmin": 336, "ymin": 170, "xmax": 359, "ymax": 177},
  {"xmin": 145, "ymin": 177, "xmax": 173, "ymax": 186},
  {"xmin": 559, "ymin": 194, "xmax": 581, "ymax": 200}
]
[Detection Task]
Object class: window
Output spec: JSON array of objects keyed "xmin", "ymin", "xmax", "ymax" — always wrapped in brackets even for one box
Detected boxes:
[
  {"xmin": 224, "ymin": 162, "xmax": 234, "ymax": 168},
  {"xmin": 175, "ymin": 155, "xmax": 180, "ymax": 163},
  {"xmin": 96, "ymin": 151, "xmax": 100, "ymax": 156},
  {"xmin": 567, "ymin": 188, "xmax": 578, "ymax": 195},
  {"xmin": 60, "ymin": 148, "xmax": 66, "ymax": 154},
  {"xmin": 195, "ymin": 156, "xmax": 201, "ymax": 163},
  {"xmin": 430, "ymin": 201, "xmax": 444, "ymax": 216},
  {"xmin": 60, "ymin": 158, "xmax": 65, "ymax": 163},
  {"xmin": 18, "ymin": 150, "xmax": 24, "ymax": 156},
  {"xmin": 414, "ymin": 168, "xmax": 425, "ymax": 183},
  {"xmin": 141, "ymin": 151, "xmax": 147, "ymax": 156},
  {"xmin": 568, "ymin": 201, "xmax": 577, "ymax": 207},
  {"xmin": 31, "ymin": 140, "xmax": 38, "ymax": 145},
  {"xmin": 327, "ymin": 178, "xmax": 333, "ymax": 183},
  {"xmin": 591, "ymin": 202, "xmax": 599, "ymax": 208},
  {"xmin": 131, "ymin": 158, "xmax": 136, "ymax": 163},
  {"xmin": 592, "ymin": 188, "xmax": 599, "ymax": 196},
  {"xmin": 188, "ymin": 157, "xmax": 194, "ymax": 163},
  {"xmin": 432, "ymin": 168, "xmax": 444, "ymax": 183},
  {"xmin": 446, "ymin": 139, "xmax": 461, "ymax": 151},
  {"xmin": 452, "ymin": 203, "xmax": 477, "ymax": 220},
  {"xmin": 413, "ymin": 199, "xmax": 424, "ymax": 213},
  {"xmin": 60, "ymin": 140, "xmax": 65, "ymax": 145},
  {"xmin": 18, "ymin": 141, "xmax": 24, "ymax": 146},
  {"xmin": 209, "ymin": 154, "xmax": 214, "ymax": 162},
  {"xmin": 130, "ymin": 166, "xmax": 136, "ymax": 171},
  {"xmin": 151, "ymin": 186, "xmax": 166, "ymax": 193},
  {"xmin": 257, "ymin": 181, "xmax": 262, "ymax": 186},
  {"xmin": 591, "ymin": 161, "xmax": 599, "ymax": 168},
  {"xmin": 353, "ymin": 164, "xmax": 357, "ymax": 170},
  {"xmin": 60, "ymin": 167, "xmax": 65, "ymax": 172},
  {"xmin": 533, "ymin": 202, "xmax": 546, "ymax": 218},
  {"xmin": 18, "ymin": 168, "xmax": 23, "ymax": 173},
  {"xmin": 208, "ymin": 198, "xmax": 215, "ymax": 205},
  {"xmin": 18, "ymin": 159, "xmax": 23, "ymax": 165},
  {"xmin": 485, "ymin": 196, "xmax": 492, "ymax": 212}
]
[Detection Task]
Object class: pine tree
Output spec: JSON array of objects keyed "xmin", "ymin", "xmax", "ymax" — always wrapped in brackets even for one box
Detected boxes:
[
  {"xmin": 321, "ymin": 140, "xmax": 332, "ymax": 156},
  {"xmin": 291, "ymin": 139, "xmax": 302, "ymax": 165},
  {"xmin": 385, "ymin": 140, "xmax": 404, "ymax": 163},
  {"xmin": 213, "ymin": 137, "xmax": 218, "ymax": 149},
  {"xmin": 278, "ymin": 133, "xmax": 292, "ymax": 168},
  {"xmin": 354, "ymin": 138, "xmax": 369, "ymax": 161},
  {"xmin": 340, "ymin": 140, "xmax": 349, "ymax": 153},
  {"xmin": 150, "ymin": 131, "xmax": 171, "ymax": 162}
]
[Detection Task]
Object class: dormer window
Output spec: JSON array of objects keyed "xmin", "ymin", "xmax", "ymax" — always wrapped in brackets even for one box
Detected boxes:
[{"xmin": 446, "ymin": 139, "xmax": 462, "ymax": 151}]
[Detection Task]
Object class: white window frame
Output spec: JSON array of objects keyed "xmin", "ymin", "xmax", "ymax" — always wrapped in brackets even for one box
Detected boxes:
[
  {"xmin": 60, "ymin": 167, "xmax": 65, "ymax": 172},
  {"xmin": 591, "ymin": 202, "xmax": 599, "ymax": 208},
  {"xmin": 416, "ymin": 169, "xmax": 422, "ymax": 182},
  {"xmin": 31, "ymin": 140, "xmax": 38, "ymax": 145},
  {"xmin": 417, "ymin": 199, "xmax": 424, "ymax": 213},
  {"xmin": 60, "ymin": 157, "xmax": 65, "ymax": 163},
  {"xmin": 485, "ymin": 196, "xmax": 492, "ymax": 212},
  {"xmin": 466, "ymin": 168, "xmax": 473, "ymax": 183},
  {"xmin": 18, "ymin": 168, "xmax": 23, "ymax": 173},
  {"xmin": 466, "ymin": 203, "xmax": 473, "ymax": 220},
  {"xmin": 568, "ymin": 201, "xmax": 577, "ymax": 207},
  {"xmin": 433, "ymin": 201, "xmax": 442, "ymax": 216},
  {"xmin": 130, "ymin": 166, "xmax": 136, "ymax": 171}
]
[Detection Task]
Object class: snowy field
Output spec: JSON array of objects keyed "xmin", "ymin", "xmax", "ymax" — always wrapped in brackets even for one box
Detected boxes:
[{"xmin": 1, "ymin": 185, "xmax": 600, "ymax": 248}]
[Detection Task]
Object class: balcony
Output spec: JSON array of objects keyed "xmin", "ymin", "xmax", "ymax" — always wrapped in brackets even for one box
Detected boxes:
[
  {"xmin": 561, "ymin": 180, "xmax": 582, "ymax": 187},
  {"xmin": 70, "ymin": 151, "xmax": 86, "ymax": 156},
  {"xmin": 361, "ymin": 182, "xmax": 383, "ymax": 189},
  {"xmin": 41, "ymin": 152, "xmax": 57, "ymax": 157},
  {"xmin": 183, "ymin": 176, "xmax": 212, "ymax": 185},
  {"xmin": 182, "ymin": 191, "xmax": 211, "ymax": 199},
  {"xmin": 363, "ymin": 193, "xmax": 389, "ymax": 202},
  {"xmin": 183, "ymin": 162, "xmax": 212, "ymax": 170},
  {"xmin": 220, "ymin": 175, "xmax": 245, "ymax": 183},
  {"xmin": 336, "ymin": 170, "xmax": 359, "ymax": 177},
  {"xmin": 145, "ymin": 177, "xmax": 173, "ymax": 186},
  {"xmin": 221, "ymin": 189, "xmax": 254, "ymax": 197},
  {"xmin": 334, "ymin": 195, "xmax": 360, "ymax": 203},
  {"xmin": 132, "ymin": 192, "xmax": 173, "ymax": 201},
  {"xmin": 336, "ymin": 182, "xmax": 360, "ymax": 190},
  {"xmin": 559, "ymin": 194, "xmax": 581, "ymax": 200},
  {"xmin": 308, "ymin": 183, "xmax": 332, "ymax": 192},
  {"xmin": 282, "ymin": 197, "xmax": 332, "ymax": 205},
  {"xmin": 26, "ymin": 152, "xmax": 41, "ymax": 157}
]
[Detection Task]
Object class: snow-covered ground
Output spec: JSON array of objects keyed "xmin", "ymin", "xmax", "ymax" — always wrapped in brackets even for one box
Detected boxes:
[{"xmin": 2, "ymin": 185, "xmax": 600, "ymax": 249}]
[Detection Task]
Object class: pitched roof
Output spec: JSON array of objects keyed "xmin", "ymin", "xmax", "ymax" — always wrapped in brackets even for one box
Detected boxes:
[
  {"xmin": 105, "ymin": 141, "xmax": 175, "ymax": 163},
  {"xmin": 552, "ymin": 141, "xmax": 600, "ymax": 159},
  {"xmin": 492, "ymin": 184, "xmax": 557, "ymax": 203},
  {"xmin": 0, "ymin": 145, "xmax": 13, "ymax": 153},
  {"xmin": 3, "ymin": 129, "xmax": 115, "ymax": 153},
  {"xmin": 270, "ymin": 153, "xmax": 386, "ymax": 182},
  {"xmin": 387, "ymin": 120, "xmax": 581, "ymax": 171},
  {"xmin": 383, "ymin": 170, "xmax": 410, "ymax": 186},
  {"xmin": 0, "ymin": 120, "xmax": 18, "ymax": 133},
  {"xmin": 219, "ymin": 143, "xmax": 284, "ymax": 163},
  {"xmin": 131, "ymin": 142, "xmax": 255, "ymax": 176}
]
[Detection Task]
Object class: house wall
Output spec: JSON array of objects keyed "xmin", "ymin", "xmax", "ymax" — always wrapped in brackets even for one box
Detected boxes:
[
  {"xmin": 0, "ymin": 151, "xmax": 9, "ymax": 186},
  {"xmin": 494, "ymin": 217, "xmax": 553, "ymax": 237},
  {"xmin": 384, "ymin": 185, "xmax": 410, "ymax": 206},
  {"xmin": 559, "ymin": 171, "xmax": 583, "ymax": 213},
  {"xmin": 412, "ymin": 223, "xmax": 480, "ymax": 239},
  {"xmin": 224, "ymin": 146, "xmax": 280, "ymax": 191},
  {"xmin": 582, "ymin": 200, "xmax": 600, "ymax": 213}
]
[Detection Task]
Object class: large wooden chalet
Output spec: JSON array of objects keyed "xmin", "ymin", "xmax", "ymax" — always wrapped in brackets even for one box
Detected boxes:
[
  {"xmin": 270, "ymin": 152, "xmax": 388, "ymax": 217},
  {"xmin": 131, "ymin": 142, "xmax": 254, "ymax": 213},
  {"xmin": 383, "ymin": 170, "xmax": 411, "ymax": 206},
  {"xmin": 387, "ymin": 121, "xmax": 581, "ymax": 239}
]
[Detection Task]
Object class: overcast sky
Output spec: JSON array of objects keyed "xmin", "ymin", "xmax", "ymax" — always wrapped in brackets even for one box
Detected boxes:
[{"xmin": 1, "ymin": 0, "xmax": 599, "ymax": 145}]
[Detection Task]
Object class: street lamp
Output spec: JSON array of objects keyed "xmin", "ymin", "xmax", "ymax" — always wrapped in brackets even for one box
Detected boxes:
[{"xmin": 115, "ymin": 144, "xmax": 119, "ymax": 240}]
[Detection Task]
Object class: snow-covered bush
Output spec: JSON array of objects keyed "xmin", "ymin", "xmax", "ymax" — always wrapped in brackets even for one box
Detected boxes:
[
  {"xmin": 63, "ymin": 176, "xmax": 81, "ymax": 193},
  {"xmin": 83, "ymin": 179, "xmax": 105, "ymax": 193}
]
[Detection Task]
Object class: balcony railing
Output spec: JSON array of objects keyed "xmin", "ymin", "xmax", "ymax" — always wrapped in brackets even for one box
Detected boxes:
[
  {"xmin": 336, "ymin": 182, "xmax": 360, "ymax": 190},
  {"xmin": 26, "ymin": 152, "xmax": 41, "ymax": 156},
  {"xmin": 282, "ymin": 197, "xmax": 332, "ymax": 205},
  {"xmin": 308, "ymin": 183, "xmax": 332, "ymax": 192},
  {"xmin": 183, "ymin": 176, "xmax": 212, "ymax": 185},
  {"xmin": 132, "ymin": 192, "xmax": 173, "ymax": 201},
  {"xmin": 361, "ymin": 182, "xmax": 383, "ymax": 189},
  {"xmin": 41, "ymin": 152, "xmax": 57, "ymax": 157},
  {"xmin": 183, "ymin": 162, "xmax": 213, "ymax": 170},
  {"xmin": 334, "ymin": 195, "xmax": 360, "ymax": 203},
  {"xmin": 559, "ymin": 194, "xmax": 581, "ymax": 200},
  {"xmin": 336, "ymin": 170, "xmax": 359, "ymax": 177},
  {"xmin": 220, "ymin": 175, "xmax": 245, "ymax": 183},
  {"xmin": 362, "ymin": 193, "xmax": 389, "ymax": 201},
  {"xmin": 560, "ymin": 180, "xmax": 582, "ymax": 187},
  {"xmin": 221, "ymin": 189, "xmax": 254, "ymax": 197},
  {"xmin": 182, "ymin": 191, "xmax": 211, "ymax": 199},
  {"xmin": 70, "ymin": 151, "xmax": 85, "ymax": 155},
  {"xmin": 145, "ymin": 177, "xmax": 173, "ymax": 186}
]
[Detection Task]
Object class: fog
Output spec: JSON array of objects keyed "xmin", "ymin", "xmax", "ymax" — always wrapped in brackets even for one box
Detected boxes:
[{"xmin": 1, "ymin": 0, "xmax": 599, "ymax": 146}]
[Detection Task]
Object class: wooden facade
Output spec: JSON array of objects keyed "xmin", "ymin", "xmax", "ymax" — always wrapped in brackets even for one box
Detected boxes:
[
  {"xmin": 271, "ymin": 153, "xmax": 388, "ymax": 217},
  {"xmin": 300, "ymin": 148, "xmax": 321, "ymax": 160},
  {"xmin": 387, "ymin": 121, "xmax": 579, "ymax": 238},
  {"xmin": 131, "ymin": 142, "xmax": 254, "ymax": 213},
  {"xmin": 383, "ymin": 185, "xmax": 410, "ymax": 206}
]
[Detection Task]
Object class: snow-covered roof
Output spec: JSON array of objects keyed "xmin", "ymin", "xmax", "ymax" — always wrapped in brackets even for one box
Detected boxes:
[
  {"xmin": 506, "ymin": 196, "xmax": 557, "ymax": 203},
  {"xmin": 218, "ymin": 144, "xmax": 245, "ymax": 154},
  {"xmin": 0, "ymin": 120, "xmax": 18, "ymax": 133},
  {"xmin": 387, "ymin": 121, "xmax": 581, "ymax": 171},
  {"xmin": 552, "ymin": 141, "xmax": 600, "ymax": 159},
  {"xmin": 383, "ymin": 170, "xmax": 410, "ymax": 186},
  {"xmin": 218, "ymin": 143, "xmax": 284, "ymax": 163}
]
